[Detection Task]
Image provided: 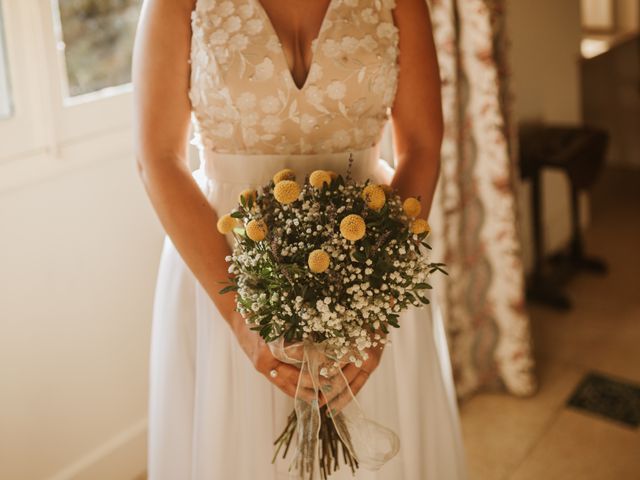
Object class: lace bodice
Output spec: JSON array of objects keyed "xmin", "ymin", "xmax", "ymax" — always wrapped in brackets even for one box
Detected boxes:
[{"xmin": 188, "ymin": 0, "xmax": 399, "ymax": 155}]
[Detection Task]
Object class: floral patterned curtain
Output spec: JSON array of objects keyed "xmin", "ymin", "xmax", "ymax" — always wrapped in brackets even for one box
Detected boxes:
[{"xmin": 426, "ymin": 0, "xmax": 537, "ymax": 398}]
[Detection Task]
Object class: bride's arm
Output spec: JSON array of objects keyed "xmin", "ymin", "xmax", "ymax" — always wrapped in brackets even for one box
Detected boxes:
[
  {"xmin": 389, "ymin": 0, "xmax": 443, "ymax": 218},
  {"xmin": 133, "ymin": 0, "xmax": 235, "ymax": 323},
  {"xmin": 132, "ymin": 0, "xmax": 311, "ymax": 400}
]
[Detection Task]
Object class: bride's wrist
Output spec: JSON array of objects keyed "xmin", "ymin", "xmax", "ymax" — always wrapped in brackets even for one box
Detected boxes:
[{"xmin": 229, "ymin": 312, "xmax": 256, "ymax": 356}]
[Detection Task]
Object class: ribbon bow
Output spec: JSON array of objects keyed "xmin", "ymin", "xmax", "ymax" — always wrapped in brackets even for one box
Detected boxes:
[{"xmin": 269, "ymin": 338, "xmax": 400, "ymax": 479}]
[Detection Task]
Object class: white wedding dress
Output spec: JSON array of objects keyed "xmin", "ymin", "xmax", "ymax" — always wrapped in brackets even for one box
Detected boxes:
[{"xmin": 147, "ymin": 0, "xmax": 469, "ymax": 478}]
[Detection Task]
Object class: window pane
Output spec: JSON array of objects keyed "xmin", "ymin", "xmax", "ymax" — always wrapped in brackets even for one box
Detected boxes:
[
  {"xmin": 0, "ymin": 4, "xmax": 13, "ymax": 119},
  {"xmin": 55, "ymin": 0, "xmax": 141, "ymax": 98}
]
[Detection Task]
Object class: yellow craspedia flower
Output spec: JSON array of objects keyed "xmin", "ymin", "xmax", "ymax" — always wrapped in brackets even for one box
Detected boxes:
[
  {"xmin": 273, "ymin": 180, "xmax": 301, "ymax": 204},
  {"xmin": 361, "ymin": 184, "xmax": 386, "ymax": 211},
  {"xmin": 216, "ymin": 214, "xmax": 237, "ymax": 234},
  {"xmin": 380, "ymin": 184, "xmax": 393, "ymax": 195},
  {"xmin": 403, "ymin": 197, "xmax": 422, "ymax": 218},
  {"xmin": 238, "ymin": 188, "xmax": 257, "ymax": 206},
  {"xmin": 340, "ymin": 214, "xmax": 366, "ymax": 241},
  {"xmin": 326, "ymin": 170, "xmax": 338, "ymax": 180},
  {"xmin": 410, "ymin": 218, "xmax": 431, "ymax": 235},
  {"xmin": 309, "ymin": 170, "xmax": 332, "ymax": 189},
  {"xmin": 308, "ymin": 249, "xmax": 330, "ymax": 273},
  {"xmin": 246, "ymin": 219, "xmax": 268, "ymax": 241},
  {"xmin": 273, "ymin": 168, "xmax": 296, "ymax": 184}
]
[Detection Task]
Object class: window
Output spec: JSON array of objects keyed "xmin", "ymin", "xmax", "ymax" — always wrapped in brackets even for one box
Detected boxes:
[
  {"xmin": 0, "ymin": 0, "xmax": 141, "ymax": 189},
  {"xmin": 0, "ymin": 4, "xmax": 12, "ymax": 119},
  {"xmin": 54, "ymin": 0, "xmax": 142, "ymax": 99}
]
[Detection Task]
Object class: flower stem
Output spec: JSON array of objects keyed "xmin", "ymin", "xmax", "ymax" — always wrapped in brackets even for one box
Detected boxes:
[{"xmin": 273, "ymin": 406, "xmax": 359, "ymax": 479}]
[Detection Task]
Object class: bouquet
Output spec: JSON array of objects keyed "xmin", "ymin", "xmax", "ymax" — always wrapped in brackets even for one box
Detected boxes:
[{"xmin": 218, "ymin": 155, "xmax": 446, "ymax": 479}]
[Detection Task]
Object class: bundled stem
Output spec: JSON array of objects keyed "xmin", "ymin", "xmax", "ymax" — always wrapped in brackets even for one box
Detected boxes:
[{"xmin": 273, "ymin": 406, "xmax": 359, "ymax": 480}]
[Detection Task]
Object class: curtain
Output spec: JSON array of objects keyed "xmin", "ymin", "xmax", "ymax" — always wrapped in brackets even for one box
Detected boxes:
[{"xmin": 426, "ymin": 0, "xmax": 537, "ymax": 398}]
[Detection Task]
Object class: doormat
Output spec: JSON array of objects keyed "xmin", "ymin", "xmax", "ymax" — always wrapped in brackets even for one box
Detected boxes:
[{"xmin": 567, "ymin": 372, "xmax": 640, "ymax": 428}]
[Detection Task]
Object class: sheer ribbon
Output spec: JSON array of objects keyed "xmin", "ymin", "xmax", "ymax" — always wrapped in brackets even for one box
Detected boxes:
[{"xmin": 269, "ymin": 338, "xmax": 400, "ymax": 479}]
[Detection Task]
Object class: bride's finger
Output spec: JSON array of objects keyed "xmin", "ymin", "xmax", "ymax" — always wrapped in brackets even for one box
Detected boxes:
[
  {"xmin": 270, "ymin": 362, "xmax": 302, "ymax": 382},
  {"xmin": 348, "ymin": 370, "xmax": 369, "ymax": 397},
  {"xmin": 317, "ymin": 371, "xmax": 352, "ymax": 406},
  {"xmin": 295, "ymin": 386, "xmax": 320, "ymax": 403},
  {"xmin": 269, "ymin": 371, "xmax": 317, "ymax": 401},
  {"xmin": 275, "ymin": 363, "xmax": 318, "ymax": 389},
  {"xmin": 270, "ymin": 375, "xmax": 297, "ymax": 399},
  {"xmin": 341, "ymin": 363, "xmax": 361, "ymax": 384},
  {"xmin": 325, "ymin": 371, "xmax": 369, "ymax": 413}
]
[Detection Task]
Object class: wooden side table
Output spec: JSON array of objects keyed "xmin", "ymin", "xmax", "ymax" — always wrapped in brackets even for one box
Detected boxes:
[{"xmin": 519, "ymin": 124, "xmax": 609, "ymax": 310}]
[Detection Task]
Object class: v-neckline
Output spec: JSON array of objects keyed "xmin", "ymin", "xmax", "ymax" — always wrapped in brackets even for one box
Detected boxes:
[{"xmin": 251, "ymin": 0, "xmax": 337, "ymax": 92}]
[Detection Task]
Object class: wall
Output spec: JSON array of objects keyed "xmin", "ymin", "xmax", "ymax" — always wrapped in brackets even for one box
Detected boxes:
[
  {"xmin": 506, "ymin": 0, "xmax": 586, "ymax": 266},
  {"xmin": 508, "ymin": 0, "xmax": 583, "ymax": 124},
  {"xmin": 0, "ymin": 151, "xmax": 164, "ymax": 479},
  {"xmin": 581, "ymin": 0, "xmax": 639, "ymax": 168},
  {"xmin": 616, "ymin": 0, "xmax": 639, "ymax": 33},
  {"xmin": 582, "ymin": 36, "xmax": 639, "ymax": 169}
]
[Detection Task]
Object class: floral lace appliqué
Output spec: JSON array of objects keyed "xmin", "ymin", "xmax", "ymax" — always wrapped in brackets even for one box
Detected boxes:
[{"xmin": 188, "ymin": 0, "xmax": 399, "ymax": 155}]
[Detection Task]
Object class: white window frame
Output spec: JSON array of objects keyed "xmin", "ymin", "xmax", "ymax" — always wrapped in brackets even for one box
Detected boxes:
[
  {"xmin": 0, "ymin": 5, "xmax": 12, "ymax": 118},
  {"xmin": 0, "ymin": 1, "xmax": 49, "ymax": 166},
  {"xmin": 0, "ymin": 0, "xmax": 137, "ymax": 192}
]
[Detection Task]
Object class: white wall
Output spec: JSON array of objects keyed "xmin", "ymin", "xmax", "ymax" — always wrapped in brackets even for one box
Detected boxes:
[
  {"xmin": 508, "ymin": 0, "xmax": 583, "ymax": 124},
  {"xmin": 0, "ymin": 152, "xmax": 164, "ymax": 479},
  {"xmin": 506, "ymin": 0, "xmax": 586, "ymax": 267}
]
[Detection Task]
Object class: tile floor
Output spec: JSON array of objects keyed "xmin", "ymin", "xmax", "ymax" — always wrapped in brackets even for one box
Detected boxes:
[{"xmin": 459, "ymin": 168, "xmax": 640, "ymax": 480}]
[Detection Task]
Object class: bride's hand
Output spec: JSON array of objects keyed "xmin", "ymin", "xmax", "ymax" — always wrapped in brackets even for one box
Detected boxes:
[
  {"xmin": 319, "ymin": 344, "xmax": 385, "ymax": 411},
  {"xmin": 230, "ymin": 312, "xmax": 318, "ymax": 402}
]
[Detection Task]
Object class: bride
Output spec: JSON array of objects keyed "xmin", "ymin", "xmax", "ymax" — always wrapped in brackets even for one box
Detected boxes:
[{"xmin": 133, "ymin": 0, "xmax": 468, "ymax": 478}]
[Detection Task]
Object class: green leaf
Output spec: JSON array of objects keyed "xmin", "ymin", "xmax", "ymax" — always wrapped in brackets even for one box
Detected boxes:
[
  {"xmin": 416, "ymin": 294, "xmax": 430, "ymax": 304},
  {"xmin": 259, "ymin": 324, "xmax": 272, "ymax": 338},
  {"xmin": 420, "ymin": 241, "xmax": 433, "ymax": 250},
  {"xmin": 387, "ymin": 316, "xmax": 400, "ymax": 328},
  {"xmin": 353, "ymin": 251, "xmax": 366, "ymax": 263},
  {"xmin": 429, "ymin": 265, "xmax": 449, "ymax": 276},
  {"xmin": 219, "ymin": 285, "xmax": 238, "ymax": 294}
]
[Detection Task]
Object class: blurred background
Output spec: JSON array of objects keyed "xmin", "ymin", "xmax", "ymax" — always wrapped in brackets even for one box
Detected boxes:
[{"xmin": 0, "ymin": 0, "xmax": 637, "ymax": 479}]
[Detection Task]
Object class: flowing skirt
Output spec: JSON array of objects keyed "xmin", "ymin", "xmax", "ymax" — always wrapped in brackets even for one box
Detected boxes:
[{"xmin": 147, "ymin": 145, "xmax": 469, "ymax": 479}]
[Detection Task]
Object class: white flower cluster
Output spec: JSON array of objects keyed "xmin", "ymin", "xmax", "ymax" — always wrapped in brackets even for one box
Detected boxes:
[{"xmin": 224, "ymin": 169, "xmax": 441, "ymax": 364}]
